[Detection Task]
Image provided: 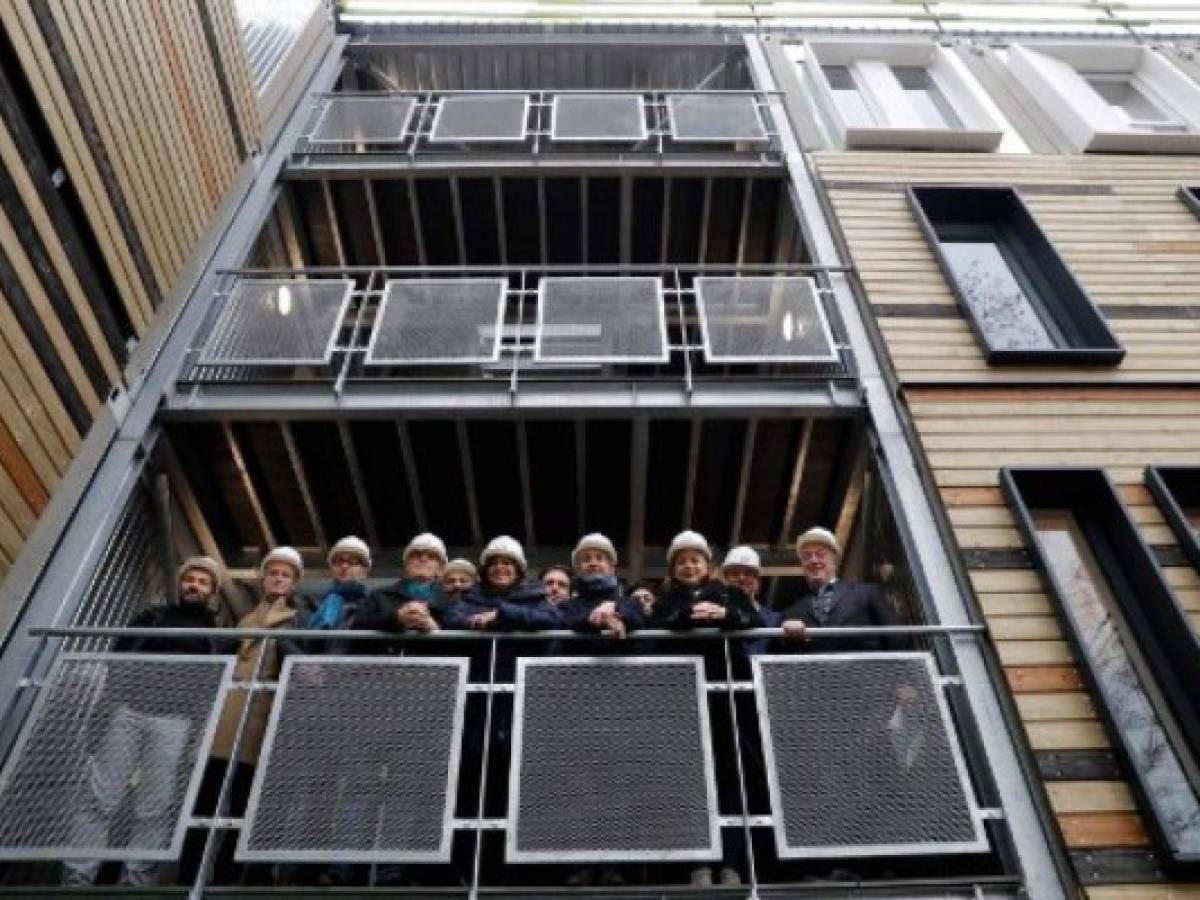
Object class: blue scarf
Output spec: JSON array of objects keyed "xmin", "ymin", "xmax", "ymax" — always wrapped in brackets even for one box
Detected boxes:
[
  {"xmin": 403, "ymin": 578, "xmax": 437, "ymax": 602},
  {"xmin": 308, "ymin": 580, "xmax": 367, "ymax": 630}
]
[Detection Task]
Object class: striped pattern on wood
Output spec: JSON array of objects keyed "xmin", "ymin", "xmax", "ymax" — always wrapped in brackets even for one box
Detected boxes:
[
  {"xmin": 816, "ymin": 152, "xmax": 1200, "ymax": 384},
  {"xmin": 922, "ymin": 389, "xmax": 1200, "ymax": 865},
  {"xmin": 0, "ymin": 1, "xmax": 261, "ymax": 581}
]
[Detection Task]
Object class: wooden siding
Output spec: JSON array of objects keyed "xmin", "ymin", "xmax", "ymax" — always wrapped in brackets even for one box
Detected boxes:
[
  {"xmin": 817, "ymin": 151, "xmax": 1200, "ymax": 894},
  {"xmin": 0, "ymin": 2, "xmax": 261, "ymax": 581},
  {"xmin": 817, "ymin": 153, "xmax": 1200, "ymax": 384}
]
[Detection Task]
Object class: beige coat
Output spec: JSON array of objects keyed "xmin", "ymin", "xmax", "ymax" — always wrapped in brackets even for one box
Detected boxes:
[{"xmin": 210, "ymin": 597, "xmax": 302, "ymax": 765}]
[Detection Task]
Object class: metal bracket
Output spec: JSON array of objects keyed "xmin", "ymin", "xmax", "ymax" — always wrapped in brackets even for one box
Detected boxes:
[
  {"xmin": 717, "ymin": 815, "xmax": 773, "ymax": 828},
  {"xmin": 451, "ymin": 818, "xmax": 507, "ymax": 830},
  {"xmin": 465, "ymin": 682, "xmax": 516, "ymax": 693}
]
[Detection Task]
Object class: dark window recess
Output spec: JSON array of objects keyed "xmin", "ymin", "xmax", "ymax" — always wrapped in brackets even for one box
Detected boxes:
[
  {"xmin": 1146, "ymin": 465, "xmax": 1200, "ymax": 574},
  {"xmin": 908, "ymin": 187, "xmax": 1124, "ymax": 365},
  {"xmin": 1002, "ymin": 468, "xmax": 1200, "ymax": 867},
  {"xmin": 1180, "ymin": 186, "xmax": 1200, "ymax": 220}
]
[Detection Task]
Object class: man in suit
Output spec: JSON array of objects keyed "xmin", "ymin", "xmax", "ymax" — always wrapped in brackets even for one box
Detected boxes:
[{"xmin": 781, "ymin": 527, "xmax": 903, "ymax": 651}]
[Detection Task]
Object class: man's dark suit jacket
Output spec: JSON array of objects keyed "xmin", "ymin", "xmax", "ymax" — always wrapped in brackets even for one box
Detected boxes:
[{"xmin": 779, "ymin": 580, "xmax": 904, "ymax": 652}]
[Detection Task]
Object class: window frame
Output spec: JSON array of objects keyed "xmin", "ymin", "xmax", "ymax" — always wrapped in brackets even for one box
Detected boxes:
[
  {"xmin": 1007, "ymin": 43, "xmax": 1200, "ymax": 153},
  {"xmin": 795, "ymin": 41, "xmax": 1006, "ymax": 151},
  {"xmin": 1002, "ymin": 467, "xmax": 1200, "ymax": 867},
  {"xmin": 1145, "ymin": 465, "xmax": 1200, "ymax": 575},
  {"xmin": 907, "ymin": 185, "xmax": 1125, "ymax": 366}
]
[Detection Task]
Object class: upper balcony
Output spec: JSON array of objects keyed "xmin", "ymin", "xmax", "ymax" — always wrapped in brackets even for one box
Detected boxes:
[{"xmin": 285, "ymin": 36, "xmax": 786, "ymax": 175}]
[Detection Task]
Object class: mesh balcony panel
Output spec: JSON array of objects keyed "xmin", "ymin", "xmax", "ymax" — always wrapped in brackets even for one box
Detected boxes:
[
  {"xmin": 365, "ymin": 279, "xmax": 507, "ymax": 365},
  {"xmin": 237, "ymin": 658, "xmax": 467, "ymax": 863},
  {"xmin": 696, "ymin": 276, "xmax": 838, "ymax": 363},
  {"xmin": 0, "ymin": 654, "xmax": 232, "ymax": 860},
  {"xmin": 753, "ymin": 653, "xmax": 988, "ymax": 857},
  {"xmin": 535, "ymin": 277, "xmax": 668, "ymax": 363},
  {"xmin": 508, "ymin": 657, "xmax": 719, "ymax": 862},
  {"xmin": 668, "ymin": 94, "xmax": 767, "ymax": 142},
  {"xmin": 551, "ymin": 94, "xmax": 647, "ymax": 141},
  {"xmin": 310, "ymin": 97, "xmax": 416, "ymax": 144},
  {"xmin": 430, "ymin": 94, "xmax": 528, "ymax": 142},
  {"xmin": 200, "ymin": 279, "xmax": 352, "ymax": 366}
]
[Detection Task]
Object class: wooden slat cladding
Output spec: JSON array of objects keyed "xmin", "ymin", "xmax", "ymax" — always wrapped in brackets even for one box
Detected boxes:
[
  {"xmin": 0, "ymin": 1, "xmax": 261, "ymax": 583},
  {"xmin": 817, "ymin": 152, "xmax": 1200, "ymax": 384},
  {"xmin": 914, "ymin": 389, "xmax": 1200, "ymax": 879}
]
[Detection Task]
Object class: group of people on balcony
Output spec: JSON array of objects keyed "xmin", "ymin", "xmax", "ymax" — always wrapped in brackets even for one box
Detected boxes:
[{"xmin": 63, "ymin": 525, "xmax": 903, "ymax": 888}]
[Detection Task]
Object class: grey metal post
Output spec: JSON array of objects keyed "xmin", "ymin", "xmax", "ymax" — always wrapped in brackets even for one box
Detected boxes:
[{"xmin": 742, "ymin": 34, "xmax": 1070, "ymax": 900}]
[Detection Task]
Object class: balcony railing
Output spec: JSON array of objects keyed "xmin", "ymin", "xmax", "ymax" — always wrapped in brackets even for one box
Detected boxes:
[
  {"xmin": 289, "ymin": 90, "xmax": 786, "ymax": 170},
  {"xmin": 0, "ymin": 626, "xmax": 1015, "ymax": 897},
  {"xmin": 170, "ymin": 265, "xmax": 858, "ymax": 406}
]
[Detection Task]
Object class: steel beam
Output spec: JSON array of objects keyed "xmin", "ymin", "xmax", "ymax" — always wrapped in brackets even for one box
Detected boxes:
[
  {"xmin": 396, "ymin": 418, "xmax": 428, "ymax": 533},
  {"xmin": 281, "ymin": 420, "xmax": 327, "ymax": 549},
  {"xmin": 337, "ymin": 419, "xmax": 380, "ymax": 549},
  {"xmin": 681, "ymin": 418, "xmax": 702, "ymax": 529},
  {"xmin": 457, "ymin": 419, "xmax": 482, "ymax": 546},
  {"xmin": 516, "ymin": 420, "xmax": 537, "ymax": 550},
  {"xmin": 777, "ymin": 417, "xmax": 814, "ymax": 549},
  {"xmin": 728, "ymin": 417, "xmax": 757, "ymax": 546},
  {"xmin": 222, "ymin": 421, "xmax": 276, "ymax": 550},
  {"xmin": 627, "ymin": 418, "xmax": 649, "ymax": 580}
]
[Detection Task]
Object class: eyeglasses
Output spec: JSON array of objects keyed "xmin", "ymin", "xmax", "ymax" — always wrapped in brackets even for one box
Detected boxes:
[
  {"xmin": 543, "ymin": 578, "xmax": 570, "ymax": 589},
  {"xmin": 798, "ymin": 550, "xmax": 832, "ymax": 562}
]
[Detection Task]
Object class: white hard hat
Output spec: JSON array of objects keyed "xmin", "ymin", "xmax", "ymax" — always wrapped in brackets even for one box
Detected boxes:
[
  {"xmin": 480, "ymin": 535, "xmax": 527, "ymax": 573},
  {"xmin": 721, "ymin": 546, "xmax": 761, "ymax": 573},
  {"xmin": 444, "ymin": 557, "xmax": 478, "ymax": 579},
  {"xmin": 327, "ymin": 535, "xmax": 371, "ymax": 568},
  {"xmin": 260, "ymin": 546, "xmax": 303, "ymax": 579},
  {"xmin": 795, "ymin": 527, "xmax": 840, "ymax": 557},
  {"xmin": 667, "ymin": 530, "xmax": 712, "ymax": 564},
  {"xmin": 403, "ymin": 532, "xmax": 447, "ymax": 565},
  {"xmin": 572, "ymin": 532, "xmax": 618, "ymax": 567},
  {"xmin": 177, "ymin": 555, "xmax": 223, "ymax": 586}
]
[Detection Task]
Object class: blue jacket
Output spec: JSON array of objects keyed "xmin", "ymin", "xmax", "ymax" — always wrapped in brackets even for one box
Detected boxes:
[
  {"xmin": 443, "ymin": 581, "xmax": 563, "ymax": 631},
  {"xmin": 559, "ymin": 575, "xmax": 646, "ymax": 633}
]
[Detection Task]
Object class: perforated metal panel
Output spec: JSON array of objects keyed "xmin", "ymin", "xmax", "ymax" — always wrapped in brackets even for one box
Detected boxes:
[
  {"xmin": 753, "ymin": 653, "xmax": 987, "ymax": 858},
  {"xmin": 0, "ymin": 653, "xmax": 233, "ymax": 860},
  {"xmin": 237, "ymin": 657, "xmax": 468, "ymax": 863},
  {"xmin": 696, "ymin": 276, "xmax": 838, "ymax": 363},
  {"xmin": 508, "ymin": 657, "xmax": 720, "ymax": 862},
  {"xmin": 535, "ymin": 277, "xmax": 668, "ymax": 363},
  {"xmin": 429, "ymin": 94, "xmax": 529, "ymax": 142},
  {"xmin": 551, "ymin": 94, "xmax": 648, "ymax": 141},
  {"xmin": 200, "ymin": 278, "xmax": 353, "ymax": 366},
  {"xmin": 364, "ymin": 278, "xmax": 507, "ymax": 366},
  {"xmin": 667, "ymin": 94, "xmax": 767, "ymax": 142},
  {"xmin": 310, "ymin": 97, "xmax": 416, "ymax": 145}
]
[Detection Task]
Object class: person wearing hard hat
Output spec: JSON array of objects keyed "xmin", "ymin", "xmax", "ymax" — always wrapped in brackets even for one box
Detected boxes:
[
  {"xmin": 721, "ymin": 546, "xmax": 782, "ymax": 658},
  {"xmin": 301, "ymin": 536, "xmax": 373, "ymax": 656},
  {"xmin": 781, "ymin": 527, "xmax": 901, "ymax": 652},
  {"xmin": 442, "ymin": 535, "xmax": 562, "ymax": 632},
  {"xmin": 652, "ymin": 531, "xmax": 759, "ymax": 632},
  {"xmin": 356, "ymin": 532, "xmax": 447, "ymax": 643},
  {"xmin": 559, "ymin": 533, "xmax": 643, "ymax": 639},
  {"xmin": 653, "ymin": 531, "xmax": 757, "ymax": 889},
  {"xmin": 63, "ymin": 556, "xmax": 228, "ymax": 888}
]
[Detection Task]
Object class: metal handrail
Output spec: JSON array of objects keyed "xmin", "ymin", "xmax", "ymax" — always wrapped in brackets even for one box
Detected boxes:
[{"xmin": 29, "ymin": 624, "xmax": 986, "ymax": 640}]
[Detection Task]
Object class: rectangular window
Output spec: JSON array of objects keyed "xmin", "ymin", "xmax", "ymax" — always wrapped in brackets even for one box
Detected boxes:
[
  {"xmin": 1007, "ymin": 44, "xmax": 1200, "ymax": 153},
  {"xmin": 908, "ymin": 186, "xmax": 1124, "ymax": 365},
  {"xmin": 1082, "ymin": 74, "xmax": 1186, "ymax": 132},
  {"xmin": 1145, "ymin": 465, "xmax": 1200, "ymax": 574},
  {"xmin": 1003, "ymin": 468, "xmax": 1200, "ymax": 866},
  {"xmin": 821, "ymin": 64, "xmax": 874, "ymax": 127},
  {"xmin": 797, "ymin": 42, "xmax": 1007, "ymax": 151},
  {"xmin": 891, "ymin": 65, "xmax": 962, "ymax": 129}
]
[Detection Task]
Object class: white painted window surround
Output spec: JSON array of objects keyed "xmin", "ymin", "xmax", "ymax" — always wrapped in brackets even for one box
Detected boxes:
[
  {"xmin": 784, "ymin": 41, "xmax": 1016, "ymax": 152},
  {"xmin": 1007, "ymin": 43, "xmax": 1200, "ymax": 153}
]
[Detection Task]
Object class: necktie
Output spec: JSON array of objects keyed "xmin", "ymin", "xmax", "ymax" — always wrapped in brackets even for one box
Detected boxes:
[{"xmin": 813, "ymin": 584, "xmax": 836, "ymax": 623}]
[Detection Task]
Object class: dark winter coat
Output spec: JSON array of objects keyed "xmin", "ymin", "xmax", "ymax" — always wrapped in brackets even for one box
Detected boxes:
[
  {"xmin": 778, "ymin": 580, "xmax": 903, "ymax": 652},
  {"xmin": 559, "ymin": 575, "xmax": 646, "ymax": 633},
  {"xmin": 114, "ymin": 598, "xmax": 223, "ymax": 655}
]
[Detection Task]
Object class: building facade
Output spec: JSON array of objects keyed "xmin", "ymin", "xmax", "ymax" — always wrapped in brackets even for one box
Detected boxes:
[{"xmin": 0, "ymin": 3, "xmax": 1196, "ymax": 898}]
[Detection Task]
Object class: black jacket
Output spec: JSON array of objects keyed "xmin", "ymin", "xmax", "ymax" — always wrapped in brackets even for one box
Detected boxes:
[
  {"xmin": 114, "ymin": 600, "xmax": 223, "ymax": 655},
  {"xmin": 779, "ymin": 581, "xmax": 903, "ymax": 652},
  {"xmin": 652, "ymin": 580, "xmax": 761, "ymax": 631}
]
